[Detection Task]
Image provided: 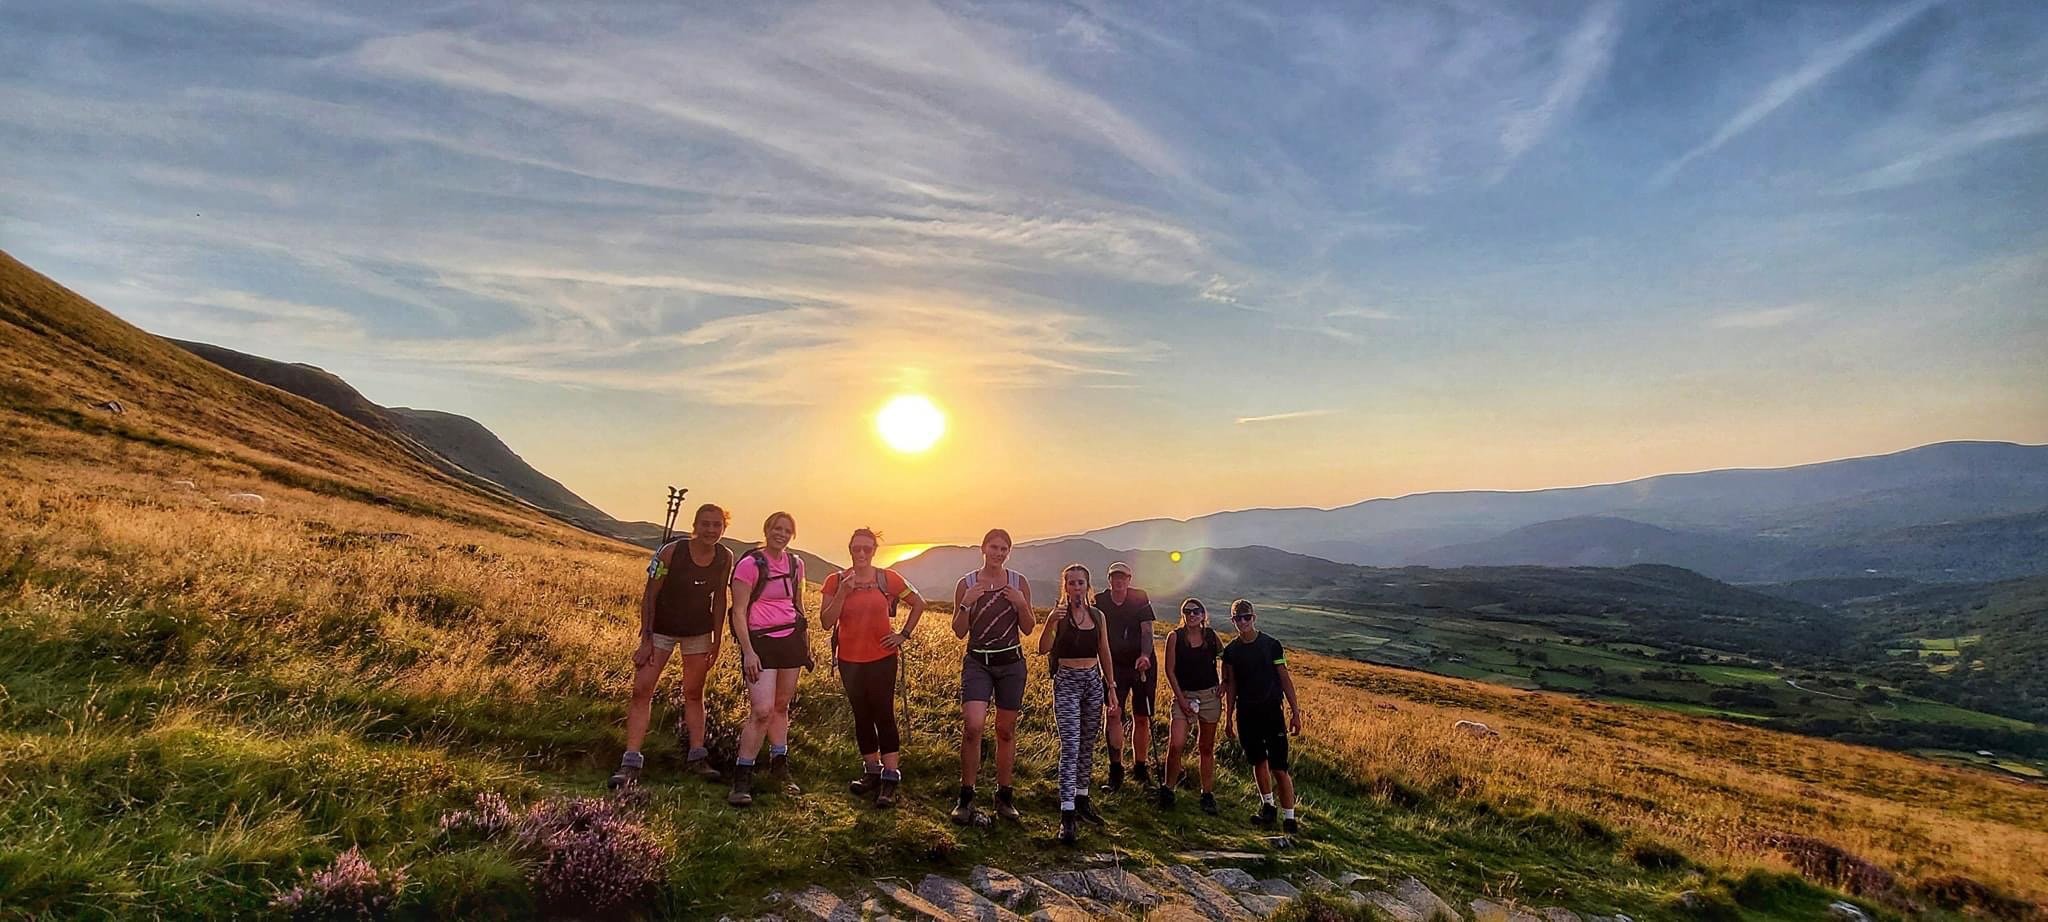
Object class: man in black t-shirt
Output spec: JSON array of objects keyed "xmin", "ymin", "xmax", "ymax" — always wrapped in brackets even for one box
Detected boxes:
[
  {"xmin": 1094, "ymin": 561, "xmax": 1156, "ymax": 791},
  {"xmin": 1221, "ymin": 599, "xmax": 1303, "ymax": 834}
]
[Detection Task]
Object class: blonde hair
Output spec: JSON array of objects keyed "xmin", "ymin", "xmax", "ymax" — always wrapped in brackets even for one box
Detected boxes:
[
  {"xmin": 762, "ymin": 511, "xmax": 796, "ymax": 536},
  {"xmin": 1061, "ymin": 563, "xmax": 1091, "ymax": 607}
]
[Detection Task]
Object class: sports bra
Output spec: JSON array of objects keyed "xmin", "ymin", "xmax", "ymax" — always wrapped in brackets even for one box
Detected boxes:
[{"xmin": 1051, "ymin": 605, "xmax": 1104, "ymax": 659}]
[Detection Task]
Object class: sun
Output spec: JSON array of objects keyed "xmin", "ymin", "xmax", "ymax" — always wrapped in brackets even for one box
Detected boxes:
[{"xmin": 875, "ymin": 394, "xmax": 946, "ymax": 454}]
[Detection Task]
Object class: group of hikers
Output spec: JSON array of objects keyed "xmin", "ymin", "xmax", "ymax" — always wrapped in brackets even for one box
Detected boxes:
[{"xmin": 614, "ymin": 505, "xmax": 1305, "ymax": 844}]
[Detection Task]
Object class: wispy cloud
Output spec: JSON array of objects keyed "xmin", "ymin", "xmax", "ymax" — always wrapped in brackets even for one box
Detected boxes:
[
  {"xmin": 1706, "ymin": 304, "xmax": 1818, "ymax": 330},
  {"xmin": 1495, "ymin": 0, "xmax": 1622, "ymax": 179},
  {"xmin": 1235, "ymin": 409, "xmax": 1337, "ymax": 425},
  {"xmin": 1654, "ymin": 0, "xmax": 1943, "ymax": 186},
  {"xmin": 1838, "ymin": 102, "xmax": 2048, "ymax": 192}
]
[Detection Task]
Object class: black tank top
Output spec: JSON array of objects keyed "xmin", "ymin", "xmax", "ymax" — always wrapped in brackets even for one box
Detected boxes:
[
  {"xmin": 653, "ymin": 542, "xmax": 733, "ymax": 637},
  {"xmin": 1171, "ymin": 627, "xmax": 1221, "ymax": 691},
  {"xmin": 1051, "ymin": 605, "xmax": 1103, "ymax": 659}
]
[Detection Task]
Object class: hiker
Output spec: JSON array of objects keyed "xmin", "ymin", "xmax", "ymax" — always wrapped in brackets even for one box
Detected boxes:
[
  {"xmin": 950, "ymin": 528, "xmax": 1035, "ymax": 825},
  {"xmin": 818, "ymin": 528, "xmax": 926, "ymax": 808},
  {"xmin": 1221, "ymin": 599, "xmax": 1304, "ymax": 833},
  {"xmin": 611, "ymin": 503, "xmax": 735, "ymax": 789},
  {"xmin": 1158, "ymin": 597, "xmax": 1222, "ymax": 814},
  {"xmin": 1094, "ymin": 560, "xmax": 1156, "ymax": 792},
  {"xmin": 726, "ymin": 511, "xmax": 811, "ymax": 807},
  {"xmin": 1039, "ymin": 563, "xmax": 1120, "ymax": 844}
]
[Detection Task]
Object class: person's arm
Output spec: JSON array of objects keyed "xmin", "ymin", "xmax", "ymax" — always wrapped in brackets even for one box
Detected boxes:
[
  {"xmin": 1013, "ymin": 576, "xmax": 1037, "ymax": 635},
  {"xmin": 1279, "ymin": 661, "xmax": 1302, "ymax": 735},
  {"xmin": 1164, "ymin": 631, "xmax": 1190, "ymax": 715},
  {"xmin": 1221, "ymin": 657, "xmax": 1236, "ymax": 737},
  {"xmin": 1097, "ymin": 615, "xmax": 1119, "ymax": 718},
  {"xmin": 1134, "ymin": 595, "xmax": 1156, "ymax": 672},
  {"xmin": 951, "ymin": 576, "xmax": 972, "ymax": 639},
  {"xmin": 730, "ymin": 565, "xmax": 760, "ymax": 682},
  {"xmin": 633, "ymin": 543, "xmax": 674, "ymax": 667},
  {"xmin": 1037, "ymin": 597, "xmax": 1062, "ymax": 655},
  {"xmin": 820, "ymin": 572, "xmax": 849, "ymax": 629},
  {"xmin": 888, "ymin": 580, "xmax": 926, "ymax": 649}
]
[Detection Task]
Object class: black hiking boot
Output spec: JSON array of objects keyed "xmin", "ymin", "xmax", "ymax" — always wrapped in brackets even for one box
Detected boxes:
[
  {"xmin": 1074, "ymin": 794, "xmax": 1105, "ymax": 827},
  {"xmin": 1133, "ymin": 761, "xmax": 1153, "ymax": 788},
  {"xmin": 685, "ymin": 756, "xmax": 722, "ymax": 782},
  {"xmin": 849, "ymin": 766, "xmax": 883, "ymax": 800},
  {"xmin": 768, "ymin": 753, "xmax": 799, "ymax": 795},
  {"xmin": 727, "ymin": 764, "xmax": 755, "ymax": 807},
  {"xmin": 1058, "ymin": 808, "xmax": 1079, "ymax": 845},
  {"xmin": 1283, "ymin": 815, "xmax": 1301, "ymax": 835},
  {"xmin": 1253, "ymin": 802, "xmax": 1278, "ymax": 827},
  {"xmin": 949, "ymin": 786, "xmax": 979, "ymax": 825},
  {"xmin": 1156, "ymin": 785, "xmax": 1175, "ymax": 810},
  {"xmin": 994, "ymin": 785, "xmax": 1021, "ymax": 821},
  {"xmin": 1103, "ymin": 760, "xmax": 1124, "ymax": 793},
  {"xmin": 606, "ymin": 762, "xmax": 642, "ymax": 791},
  {"xmin": 1200, "ymin": 792, "xmax": 1218, "ymax": 815},
  {"xmin": 874, "ymin": 776, "xmax": 900, "ymax": 809}
]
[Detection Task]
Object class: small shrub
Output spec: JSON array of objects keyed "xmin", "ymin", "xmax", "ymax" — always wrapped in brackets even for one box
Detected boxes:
[
  {"xmin": 271, "ymin": 846, "xmax": 408, "ymax": 920},
  {"xmin": 1759, "ymin": 832, "xmax": 1895, "ymax": 897},
  {"xmin": 440, "ymin": 792, "xmax": 668, "ymax": 915},
  {"xmin": 1270, "ymin": 890, "xmax": 1381, "ymax": 922},
  {"xmin": 1914, "ymin": 874, "xmax": 2042, "ymax": 921}
]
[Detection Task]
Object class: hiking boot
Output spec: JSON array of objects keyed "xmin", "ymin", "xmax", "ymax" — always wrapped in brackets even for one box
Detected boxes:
[
  {"xmin": 994, "ymin": 786, "xmax": 1021, "ymax": 821},
  {"xmin": 1058, "ymin": 808, "xmax": 1079, "ymax": 845},
  {"xmin": 1103, "ymin": 761, "xmax": 1124, "ymax": 793},
  {"xmin": 1156, "ymin": 785, "xmax": 1175, "ymax": 810},
  {"xmin": 1253, "ymin": 803, "xmax": 1278, "ymax": 827},
  {"xmin": 849, "ymin": 767, "xmax": 883, "ymax": 799},
  {"xmin": 1200, "ymin": 792, "xmax": 1218, "ymax": 815},
  {"xmin": 874, "ymin": 776, "xmax": 900, "ymax": 809},
  {"xmin": 727, "ymin": 764, "xmax": 755, "ymax": 807},
  {"xmin": 606, "ymin": 762, "xmax": 642, "ymax": 791},
  {"xmin": 1283, "ymin": 816, "xmax": 1301, "ymax": 835},
  {"xmin": 1133, "ymin": 762, "xmax": 1153, "ymax": 788},
  {"xmin": 686, "ymin": 756, "xmax": 722, "ymax": 782},
  {"xmin": 950, "ymin": 787, "xmax": 978, "ymax": 825},
  {"xmin": 768, "ymin": 753, "xmax": 799, "ymax": 795},
  {"xmin": 1074, "ymin": 794, "xmax": 1105, "ymax": 827}
]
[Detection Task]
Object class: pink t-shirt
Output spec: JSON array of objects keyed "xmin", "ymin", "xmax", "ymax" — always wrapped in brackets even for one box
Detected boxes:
[{"xmin": 733, "ymin": 550, "xmax": 800, "ymax": 636}]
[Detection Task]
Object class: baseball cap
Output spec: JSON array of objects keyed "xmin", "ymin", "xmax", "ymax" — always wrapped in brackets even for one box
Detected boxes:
[{"xmin": 1107, "ymin": 561, "xmax": 1133, "ymax": 577}]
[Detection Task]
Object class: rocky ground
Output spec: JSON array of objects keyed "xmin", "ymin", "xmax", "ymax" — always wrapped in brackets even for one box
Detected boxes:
[{"xmin": 723, "ymin": 850, "xmax": 1674, "ymax": 922}]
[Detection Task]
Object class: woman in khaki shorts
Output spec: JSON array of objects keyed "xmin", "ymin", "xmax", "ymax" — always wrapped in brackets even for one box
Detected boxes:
[
  {"xmin": 611, "ymin": 503, "xmax": 736, "ymax": 789},
  {"xmin": 1159, "ymin": 598, "xmax": 1223, "ymax": 814}
]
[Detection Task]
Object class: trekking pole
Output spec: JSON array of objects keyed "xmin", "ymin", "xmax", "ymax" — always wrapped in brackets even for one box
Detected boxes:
[{"xmin": 660, "ymin": 486, "xmax": 687, "ymax": 544}]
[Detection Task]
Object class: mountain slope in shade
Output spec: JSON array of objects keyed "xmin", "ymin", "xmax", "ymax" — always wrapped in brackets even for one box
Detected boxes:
[
  {"xmin": 1409, "ymin": 516, "xmax": 1783, "ymax": 579},
  {"xmin": 1072, "ymin": 441, "xmax": 2048, "ymax": 581},
  {"xmin": 386, "ymin": 407, "xmax": 622, "ymax": 530}
]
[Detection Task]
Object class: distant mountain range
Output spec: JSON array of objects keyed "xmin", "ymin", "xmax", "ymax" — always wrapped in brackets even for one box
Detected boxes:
[{"xmin": 1064, "ymin": 441, "xmax": 2048, "ymax": 584}]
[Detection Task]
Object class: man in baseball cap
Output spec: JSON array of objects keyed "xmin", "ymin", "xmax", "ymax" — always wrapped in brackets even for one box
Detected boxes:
[{"xmin": 1094, "ymin": 560, "xmax": 1157, "ymax": 792}]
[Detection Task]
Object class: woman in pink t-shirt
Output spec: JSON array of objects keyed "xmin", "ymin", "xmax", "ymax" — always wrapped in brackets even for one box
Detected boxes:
[{"xmin": 725, "ymin": 510, "xmax": 810, "ymax": 806}]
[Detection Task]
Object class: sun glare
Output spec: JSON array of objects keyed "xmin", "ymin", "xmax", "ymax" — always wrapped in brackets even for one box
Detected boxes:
[{"xmin": 876, "ymin": 394, "xmax": 946, "ymax": 454}]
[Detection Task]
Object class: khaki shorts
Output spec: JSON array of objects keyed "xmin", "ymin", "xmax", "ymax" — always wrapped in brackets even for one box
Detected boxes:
[
  {"xmin": 1174, "ymin": 686, "xmax": 1222, "ymax": 723},
  {"xmin": 651, "ymin": 631, "xmax": 716, "ymax": 655}
]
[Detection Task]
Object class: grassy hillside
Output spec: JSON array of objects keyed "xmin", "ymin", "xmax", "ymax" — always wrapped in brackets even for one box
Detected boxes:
[
  {"xmin": 1839, "ymin": 577, "xmax": 2048, "ymax": 726},
  {"xmin": 5, "ymin": 251, "xmax": 2046, "ymax": 919}
]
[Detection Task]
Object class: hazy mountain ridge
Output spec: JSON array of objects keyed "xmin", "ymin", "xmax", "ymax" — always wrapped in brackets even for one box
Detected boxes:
[{"xmin": 1072, "ymin": 441, "xmax": 2048, "ymax": 583}]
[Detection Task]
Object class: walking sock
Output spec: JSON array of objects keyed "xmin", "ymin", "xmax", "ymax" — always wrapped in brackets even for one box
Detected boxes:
[
  {"xmin": 1261, "ymin": 791, "xmax": 1277, "ymax": 806},
  {"xmin": 621, "ymin": 750, "xmax": 644, "ymax": 768},
  {"xmin": 769, "ymin": 744, "xmax": 788, "ymax": 758},
  {"xmin": 881, "ymin": 768, "xmax": 902, "ymax": 781},
  {"xmin": 736, "ymin": 756, "xmax": 757, "ymax": 768},
  {"xmin": 1283, "ymin": 807, "xmax": 1297, "ymax": 820}
]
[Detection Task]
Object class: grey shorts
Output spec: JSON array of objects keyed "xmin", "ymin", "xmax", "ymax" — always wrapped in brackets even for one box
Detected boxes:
[
  {"xmin": 651, "ymin": 631, "xmax": 715, "ymax": 655},
  {"xmin": 961, "ymin": 652, "xmax": 1028, "ymax": 711}
]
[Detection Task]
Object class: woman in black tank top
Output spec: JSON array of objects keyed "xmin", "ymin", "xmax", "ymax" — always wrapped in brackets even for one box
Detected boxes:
[
  {"xmin": 612, "ymin": 504, "xmax": 735, "ymax": 790},
  {"xmin": 1039, "ymin": 564, "xmax": 1119, "ymax": 844},
  {"xmin": 1160, "ymin": 598, "xmax": 1223, "ymax": 813}
]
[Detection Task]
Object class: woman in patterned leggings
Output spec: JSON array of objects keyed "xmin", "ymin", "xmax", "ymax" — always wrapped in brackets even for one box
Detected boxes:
[{"xmin": 1037, "ymin": 563, "xmax": 1120, "ymax": 845}]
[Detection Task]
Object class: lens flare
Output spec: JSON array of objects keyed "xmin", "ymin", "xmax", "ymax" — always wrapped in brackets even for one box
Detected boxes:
[{"xmin": 876, "ymin": 394, "xmax": 945, "ymax": 453}]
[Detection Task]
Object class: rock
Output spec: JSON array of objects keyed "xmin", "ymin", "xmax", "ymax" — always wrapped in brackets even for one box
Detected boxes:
[
  {"xmin": 1145, "ymin": 865, "xmax": 1256, "ymax": 921},
  {"xmin": 1585, "ymin": 916, "xmax": 1634, "ymax": 922},
  {"xmin": 1179, "ymin": 851, "xmax": 1267, "ymax": 864},
  {"xmin": 1296, "ymin": 869, "xmax": 1339, "ymax": 893},
  {"xmin": 1027, "ymin": 908, "xmax": 1095, "ymax": 922},
  {"xmin": 917, "ymin": 875, "xmax": 1024, "ymax": 922},
  {"xmin": 1037, "ymin": 868, "xmax": 1163, "ymax": 909},
  {"xmin": 1021, "ymin": 875, "xmax": 1127, "ymax": 920},
  {"xmin": 1674, "ymin": 891, "xmax": 1706, "ymax": 912},
  {"xmin": 1454, "ymin": 719, "xmax": 1499, "ymax": 738},
  {"xmin": 1255, "ymin": 879, "xmax": 1300, "ymax": 900},
  {"xmin": 1469, "ymin": 899, "xmax": 1540, "ymax": 922},
  {"xmin": 1826, "ymin": 902, "xmax": 1871, "ymax": 922},
  {"xmin": 1237, "ymin": 893, "xmax": 1288, "ymax": 916},
  {"xmin": 92, "ymin": 400, "xmax": 124, "ymax": 414},
  {"xmin": 1540, "ymin": 910, "xmax": 1583, "ymax": 922},
  {"xmin": 1336, "ymin": 872, "xmax": 1375, "ymax": 891},
  {"xmin": 859, "ymin": 896, "xmax": 908, "ymax": 922},
  {"xmin": 1209, "ymin": 868, "xmax": 1261, "ymax": 892},
  {"xmin": 1394, "ymin": 876, "xmax": 1462, "ymax": 921},
  {"xmin": 781, "ymin": 885, "xmax": 861, "ymax": 922},
  {"xmin": 971, "ymin": 866, "xmax": 1031, "ymax": 909},
  {"xmin": 1365, "ymin": 892, "xmax": 1428, "ymax": 922},
  {"xmin": 872, "ymin": 880, "xmax": 955, "ymax": 922},
  {"xmin": 224, "ymin": 492, "xmax": 266, "ymax": 507},
  {"xmin": 170, "ymin": 480, "xmax": 197, "ymax": 490}
]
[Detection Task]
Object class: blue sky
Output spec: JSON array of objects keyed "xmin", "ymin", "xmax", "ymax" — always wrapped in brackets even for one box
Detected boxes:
[{"xmin": 4, "ymin": 0, "xmax": 2045, "ymax": 544}]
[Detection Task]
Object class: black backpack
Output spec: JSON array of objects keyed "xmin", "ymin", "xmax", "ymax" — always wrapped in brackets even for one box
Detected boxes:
[
  {"xmin": 743, "ymin": 548, "xmax": 805, "ymax": 624},
  {"xmin": 827, "ymin": 568, "xmax": 906, "ymax": 670}
]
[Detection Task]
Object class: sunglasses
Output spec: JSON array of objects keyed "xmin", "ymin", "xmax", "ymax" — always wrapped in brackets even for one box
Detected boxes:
[
  {"xmin": 1231, "ymin": 613, "xmax": 1254, "ymax": 622},
  {"xmin": 1182, "ymin": 608, "xmax": 1205, "ymax": 616}
]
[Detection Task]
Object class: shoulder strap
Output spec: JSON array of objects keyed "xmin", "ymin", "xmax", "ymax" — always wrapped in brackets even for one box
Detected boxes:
[
  {"xmin": 1006, "ymin": 568, "xmax": 1022, "ymax": 588},
  {"xmin": 745, "ymin": 548, "xmax": 772, "ymax": 608}
]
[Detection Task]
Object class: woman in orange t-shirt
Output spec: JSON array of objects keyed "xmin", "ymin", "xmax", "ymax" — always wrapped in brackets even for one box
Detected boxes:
[{"xmin": 819, "ymin": 528, "xmax": 927, "ymax": 807}]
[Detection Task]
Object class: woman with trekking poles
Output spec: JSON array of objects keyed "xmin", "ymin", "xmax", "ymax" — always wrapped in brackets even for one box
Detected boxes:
[
  {"xmin": 726, "ymin": 511, "xmax": 811, "ymax": 807},
  {"xmin": 819, "ymin": 528, "xmax": 926, "ymax": 808},
  {"xmin": 1038, "ymin": 563, "xmax": 1120, "ymax": 845},
  {"xmin": 610, "ymin": 503, "xmax": 735, "ymax": 790}
]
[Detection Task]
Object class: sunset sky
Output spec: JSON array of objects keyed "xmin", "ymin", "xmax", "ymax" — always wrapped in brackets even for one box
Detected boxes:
[{"xmin": 5, "ymin": 1, "xmax": 2046, "ymax": 547}]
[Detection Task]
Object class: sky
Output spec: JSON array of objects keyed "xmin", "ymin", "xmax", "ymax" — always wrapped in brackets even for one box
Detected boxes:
[{"xmin": 4, "ymin": 0, "xmax": 2046, "ymax": 549}]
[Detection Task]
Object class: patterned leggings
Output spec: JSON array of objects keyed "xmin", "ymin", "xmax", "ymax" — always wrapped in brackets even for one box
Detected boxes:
[{"xmin": 1053, "ymin": 665, "xmax": 1105, "ymax": 808}]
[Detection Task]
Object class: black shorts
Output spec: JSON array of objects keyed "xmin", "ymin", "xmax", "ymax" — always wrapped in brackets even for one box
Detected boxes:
[
  {"xmin": 961, "ymin": 651, "xmax": 1028, "ymax": 711},
  {"xmin": 1113, "ymin": 664, "xmax": 1156, "ymax": 718},
  {"xmin": 751, "ymin": 627, "xmax": 812, "ymax": 671},
  {"xmin": 1237, "ymin": 703, "xmax": 1290, "ymax": 772}
]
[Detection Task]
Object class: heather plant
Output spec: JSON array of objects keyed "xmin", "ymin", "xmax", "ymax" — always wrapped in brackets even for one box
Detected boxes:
[
  {"xmin": 441, "ymin": 792, "xmax": 669, "ymax": 914},
  {"xmin": 271, "ymin": 846, "xmax": 408, "ymax": 920}
]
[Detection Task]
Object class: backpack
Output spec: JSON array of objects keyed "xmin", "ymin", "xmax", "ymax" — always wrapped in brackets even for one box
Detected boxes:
[
  {"xmin": 827, "ymin": 568, "xmax": 906, "ymax": 670},
  {"xmin": 744, "ymin": 548, "xmax": 805, "ymax": 625}
]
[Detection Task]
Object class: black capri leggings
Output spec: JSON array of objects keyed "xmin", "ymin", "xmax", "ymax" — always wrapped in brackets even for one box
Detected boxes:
[{"xmin": 839, "ymin": 656, "xmax": 901, "ymax": 756}]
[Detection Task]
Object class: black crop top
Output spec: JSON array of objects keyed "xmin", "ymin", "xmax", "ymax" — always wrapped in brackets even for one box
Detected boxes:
[{"xmin": 1051, "ymin": 606, "xmax": 1104, "ymax": 659}]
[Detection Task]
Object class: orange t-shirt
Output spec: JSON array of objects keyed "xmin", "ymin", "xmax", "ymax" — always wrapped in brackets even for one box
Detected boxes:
[{"xmin": 822, "ymin": 568, "xmax": 914, "ymax": 663}]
